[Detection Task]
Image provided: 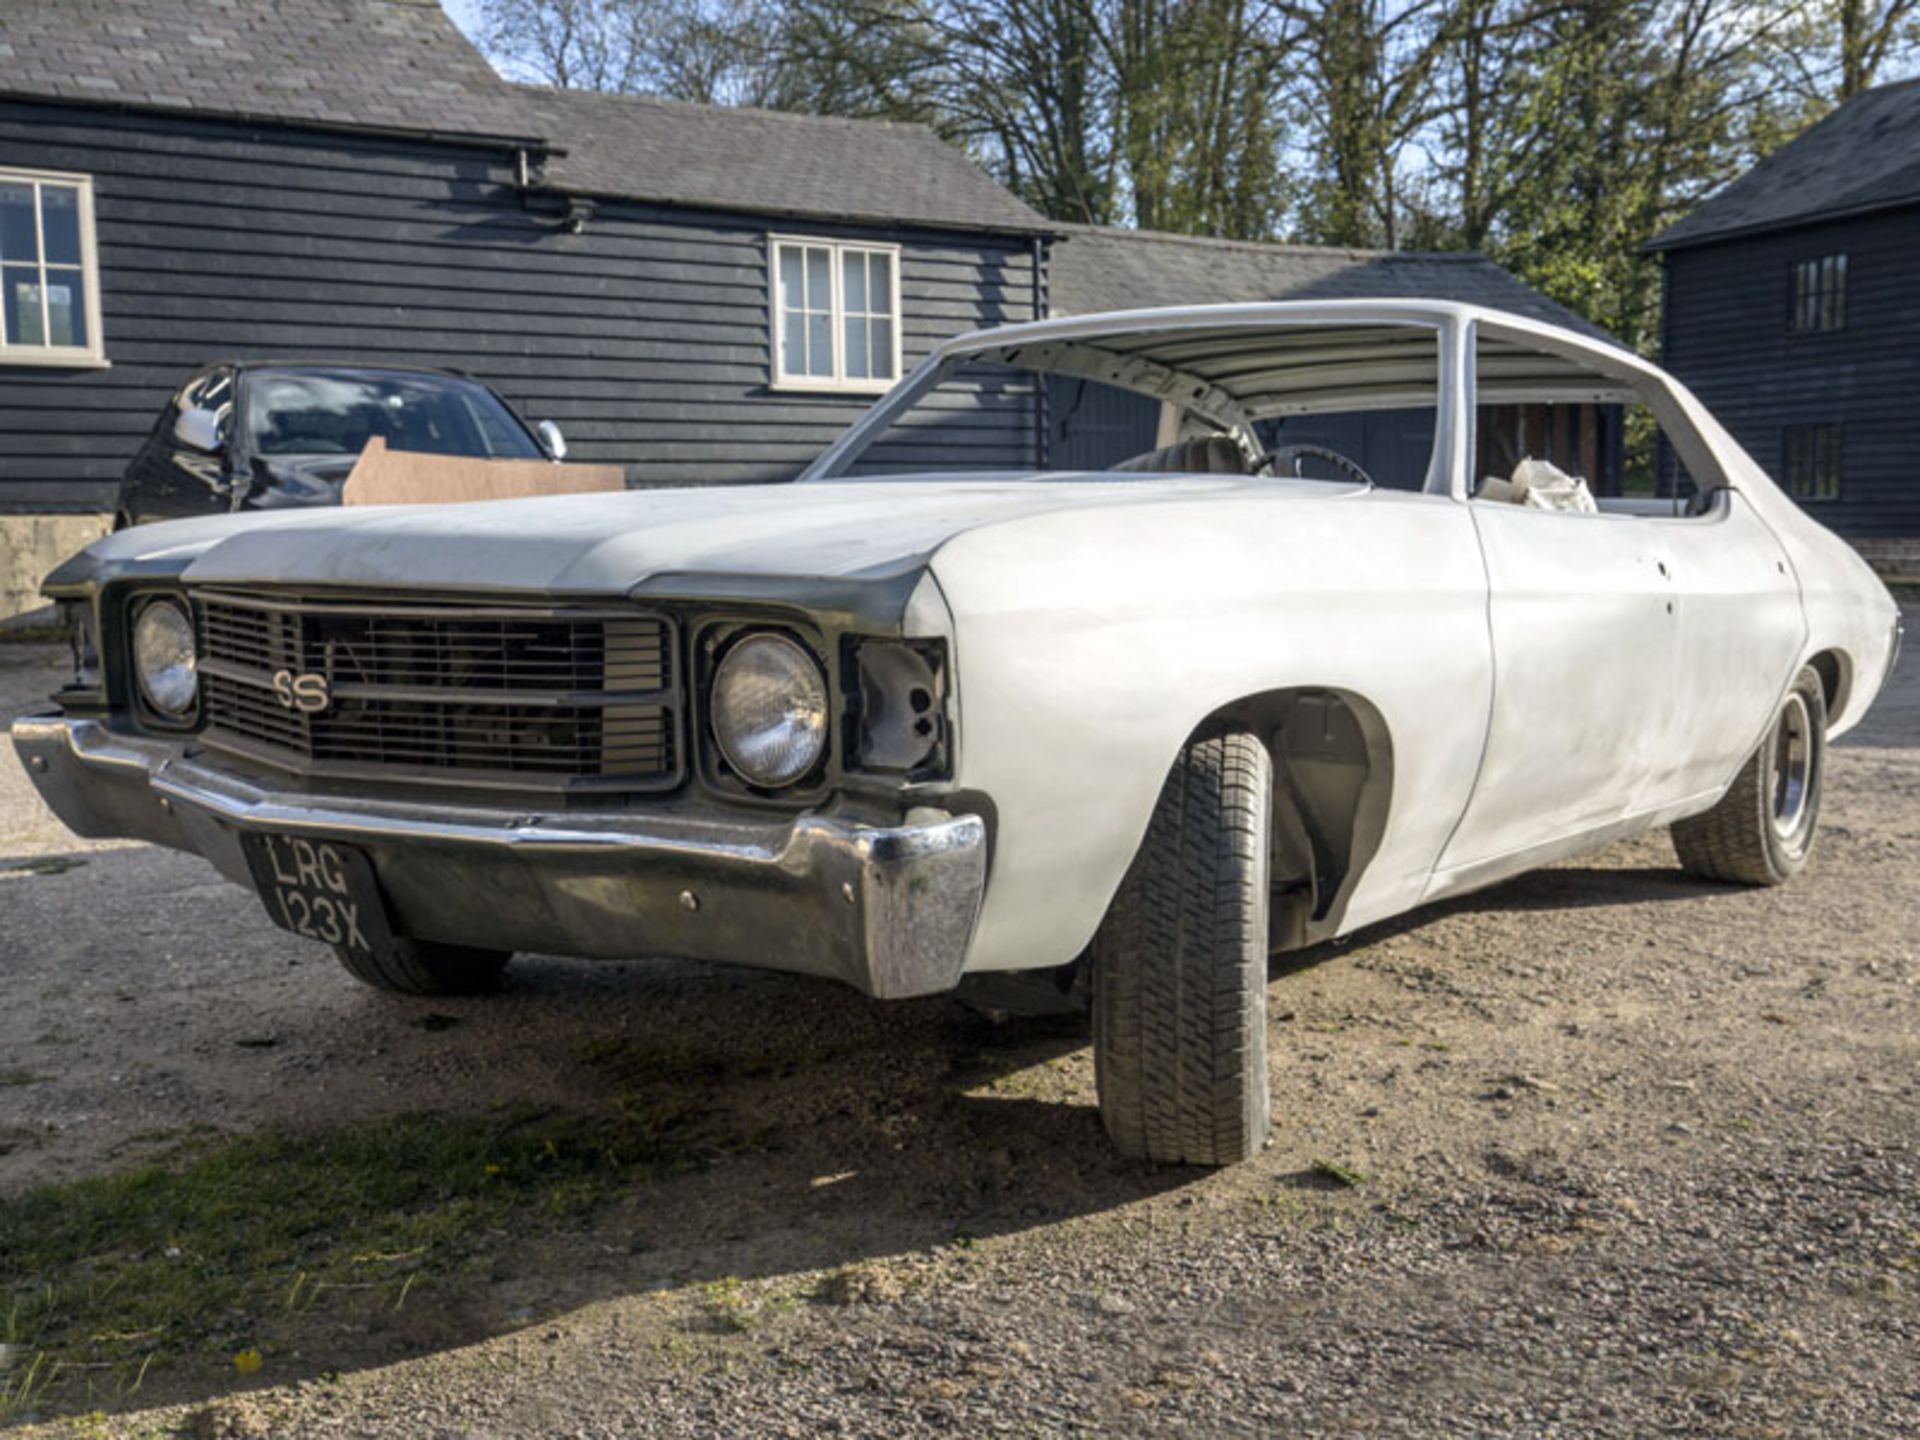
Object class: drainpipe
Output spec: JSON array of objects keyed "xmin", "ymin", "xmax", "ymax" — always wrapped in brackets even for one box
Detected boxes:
[{"xmin": 1031, "ymin": 235, "xmax": 1051, "ymax": 470}]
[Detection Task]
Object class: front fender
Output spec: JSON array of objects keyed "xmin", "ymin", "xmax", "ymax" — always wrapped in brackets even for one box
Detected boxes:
[{"xmin": 930, "ymin": 490, "xmax": 1493, "ymax": 972}]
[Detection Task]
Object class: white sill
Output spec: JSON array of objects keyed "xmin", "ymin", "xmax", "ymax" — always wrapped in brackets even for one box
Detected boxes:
[
  {"xmin": 768, "ymin": 379, "xmax": 896, "ymax": 397},
  {"xmin": 0, "ymin": 351, "xmax": 111, "ymax": 369}
]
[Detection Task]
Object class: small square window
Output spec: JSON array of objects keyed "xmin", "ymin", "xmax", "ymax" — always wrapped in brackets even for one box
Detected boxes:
[
  {"xmin": 1782, "ymin": 423, "xmax": 1841, "ymax": 500},
  {"xmin": 0, "ymin": 168, "xmax": 106, "ymax": 367},
  {"xmin": 1789, "ymin": 254, "xmax": 1846, "ymax": 334},
  {"xmin": 770, "ymin": 237, "xmax": 900, "ymax": 392}
]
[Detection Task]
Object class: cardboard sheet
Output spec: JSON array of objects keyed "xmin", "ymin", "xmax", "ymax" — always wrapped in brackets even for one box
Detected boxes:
[{"xmin": 341, "ymin": 437, "xmax": 625, "ymax": 506}]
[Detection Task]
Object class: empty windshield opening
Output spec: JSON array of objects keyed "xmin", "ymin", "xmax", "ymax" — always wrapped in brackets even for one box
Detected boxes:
[{"xmin": 821, "ymin": 320, "xmax": 1445, "ymax": 487}]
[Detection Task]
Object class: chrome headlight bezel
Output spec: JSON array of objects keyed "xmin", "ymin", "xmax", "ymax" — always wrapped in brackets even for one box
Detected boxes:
[
  {"xmin": 708, "ymin": 630, "xmax": 830, "ymax": 790},
  {"xmin": 130, "ymin": 593, "xmax": 199, "ymax": 722}
]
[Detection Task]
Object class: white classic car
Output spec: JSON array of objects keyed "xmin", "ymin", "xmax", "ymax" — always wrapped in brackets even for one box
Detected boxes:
[{"xmin": 12, "ymin": 301, "xmax": 1901, "ymax": 1166}]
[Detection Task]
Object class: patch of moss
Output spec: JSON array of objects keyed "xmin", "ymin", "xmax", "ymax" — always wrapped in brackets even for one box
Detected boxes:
[
  {"xmin": 0, "ymin": 856, "xmax": 88, "ymax": 879},
  {"xmin": 0, "ymin": 1110, "xmax": 697, "ymax": 1418}
]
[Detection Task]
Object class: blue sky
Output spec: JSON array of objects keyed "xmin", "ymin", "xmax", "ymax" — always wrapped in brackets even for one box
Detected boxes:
[{"xmin": 439, "ymin": 0, "xmax": 487, "ymax": 50}]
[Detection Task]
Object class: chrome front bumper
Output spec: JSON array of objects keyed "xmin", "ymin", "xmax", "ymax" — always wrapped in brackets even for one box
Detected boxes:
[{"xmin": 10, "ymin": 714, "xmax": 987, "ymax": 999}]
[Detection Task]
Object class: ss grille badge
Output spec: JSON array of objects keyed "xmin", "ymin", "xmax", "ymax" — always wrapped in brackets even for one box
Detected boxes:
[{"xmin": 272, "ymin": 669, "xmax": 332, "ymax": 714}]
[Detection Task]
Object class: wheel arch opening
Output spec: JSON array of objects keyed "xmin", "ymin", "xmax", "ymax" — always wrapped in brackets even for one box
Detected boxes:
[
  {"xmin": 1198, "ymin": 686, "xmax": 1395, "ymax": 951},
  {"xmin": 1806, "ymin": 648, "xmax": 1850, "ymax": 722}
]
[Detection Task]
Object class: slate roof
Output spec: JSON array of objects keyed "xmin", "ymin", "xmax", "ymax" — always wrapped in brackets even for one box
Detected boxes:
[
  {"xmin": 0, "ymin": 0, "xmax": 1050, "ymax": 233},
  {"xmin": 1649, "ymin": 78, "xmax": 1920, "ymax": 251},
  {"xmin": 0, "ymin": 0, "xmax": 531, "ymax": 138},
  {"xmin": 1050, "ymin": 226, "xmax": 1616, "ymax": 342},
  {"xmin": 516, "ymin": 88, "xmax": 1050, "ymax": 234}
]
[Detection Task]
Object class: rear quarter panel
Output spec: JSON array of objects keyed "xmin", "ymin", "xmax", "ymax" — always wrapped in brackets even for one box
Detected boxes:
[{"xmin": 1672, "ymin": 390, "xmax": 1900, "ymax": 739}]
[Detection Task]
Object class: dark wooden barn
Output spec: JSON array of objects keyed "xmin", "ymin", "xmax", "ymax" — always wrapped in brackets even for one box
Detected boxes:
[{"xmin": 1651, "ymin": 78, "xmax": 1920, "ymax": 575}]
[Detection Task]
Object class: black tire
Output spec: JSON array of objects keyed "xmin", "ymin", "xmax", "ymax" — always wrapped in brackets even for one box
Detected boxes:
[
  {"xmin": 1092, "ymin": 731, "xmax": 1272, "ymax": 1166},
  {"xmin": 1672, "ymin": 665, "xmax": 1827, "ymax": 886},
  {"xmin": 334, "ymin": 939, "xmax": 512, "ymax": 997}
]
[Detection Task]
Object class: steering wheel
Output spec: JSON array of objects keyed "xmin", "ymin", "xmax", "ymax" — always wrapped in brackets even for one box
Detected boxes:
[{"xmin": 1258, "ymin": 443, "xmax": 1376, "ymax": 488}]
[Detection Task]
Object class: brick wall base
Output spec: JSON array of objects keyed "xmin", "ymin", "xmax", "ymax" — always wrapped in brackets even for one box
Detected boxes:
[
  {"xmin": 1851, "ymin": 538, "xmax": 1920, "ymax": 584},
  {"xmin": 0, "ymin": 515, "xmax": 111, "ymax": 622}
]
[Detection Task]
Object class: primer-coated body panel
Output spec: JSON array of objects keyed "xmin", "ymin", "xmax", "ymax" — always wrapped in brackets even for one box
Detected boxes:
[
  {"xmin": 1437, "ymin": 491, "xmax": 1804, "ymax": 874},
  {"xmin": 928, "ymin": 486, "xmax": 1491, "ymax": 969}
]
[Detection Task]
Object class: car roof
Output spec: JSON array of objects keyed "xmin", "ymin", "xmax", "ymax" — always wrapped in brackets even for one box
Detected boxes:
[
  {"xmin": 934, "ymin": 299, "xmax": 1659, "ymax": 422},
  {"xmin": 941, "ymin": 297, "xmax": 1611, "ymax": 359},
  {"xmin": 197, "ymin": 361, "xmax": 479, "ymax": 381}
]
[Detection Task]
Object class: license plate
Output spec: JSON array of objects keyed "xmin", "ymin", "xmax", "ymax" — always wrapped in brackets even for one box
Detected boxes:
[{"xmin": 240, "ymin": 833, "xmax": 395, "ymax": 957}]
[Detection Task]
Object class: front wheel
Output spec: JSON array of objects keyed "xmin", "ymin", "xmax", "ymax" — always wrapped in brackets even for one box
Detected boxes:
[
  {"xmin": 335, "ymin": 938, "xmax": 513, "ymax": 996},
  {"xmin": 1671, "ymin": 665, "xmax": 1827, "ymax": 886},
  {"xmin": 1092, "ymin": 731, "xmax": 1272, "ymax": 1166}
]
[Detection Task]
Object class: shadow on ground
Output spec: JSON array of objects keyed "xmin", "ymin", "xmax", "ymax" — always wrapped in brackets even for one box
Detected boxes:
[{"xmin": 0, "ymin": 844, "xmax": 1200, "ymax": 1418}]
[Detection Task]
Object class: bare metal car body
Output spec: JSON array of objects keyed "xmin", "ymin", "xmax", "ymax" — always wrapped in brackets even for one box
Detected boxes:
[{"xmin": 11, "ymin": 301, "xmax": 1900, "ymax": 1161}]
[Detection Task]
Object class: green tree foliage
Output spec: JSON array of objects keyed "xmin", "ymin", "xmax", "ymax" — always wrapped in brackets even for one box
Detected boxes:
[{"xmin": 1442, "ymin": 0, "xmax": 1796, "ymax": 350}]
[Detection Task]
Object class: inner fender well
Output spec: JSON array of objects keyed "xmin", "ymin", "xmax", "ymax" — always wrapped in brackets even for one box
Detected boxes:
[
  {"xmin": 1201, "ymin": 688, "xmax": 1395, "ymax": 951},
  {"xmin": 1806, "ymin": 648, "xmax": 1849, "ymax": 722}
]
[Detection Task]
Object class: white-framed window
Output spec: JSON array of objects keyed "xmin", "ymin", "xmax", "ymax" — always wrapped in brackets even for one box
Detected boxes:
[
  {"xmin": 0, "ymin": 167, "xmax": 106, "ymax": 368},
  {"xmin": 769, "ymin": 236, "xmax": 901, "ymax": 392}
]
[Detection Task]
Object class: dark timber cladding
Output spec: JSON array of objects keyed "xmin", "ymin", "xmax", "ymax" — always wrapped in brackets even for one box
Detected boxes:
[
  {"xmin": 1660, "ymin": 208, "xmax": 1920, "ymax": 538},
  {"xmin": 1650, "ymin": 78, "xmax": 1920, "ymax": 542},
  {"xmin": 0, "ymin": 98, "xmax": 1042, "ymax": 511}
]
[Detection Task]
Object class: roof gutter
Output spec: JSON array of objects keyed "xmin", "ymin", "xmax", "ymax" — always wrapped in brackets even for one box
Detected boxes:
[{"xmin": 516, "ymin": 178, "xmax": 1062, "ymax": 240}]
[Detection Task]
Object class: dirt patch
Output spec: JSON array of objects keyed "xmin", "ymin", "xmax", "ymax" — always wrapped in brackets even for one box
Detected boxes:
[{"xmin": 2, "ymin": 621, "xmax": 1916, "ymax": 1435}]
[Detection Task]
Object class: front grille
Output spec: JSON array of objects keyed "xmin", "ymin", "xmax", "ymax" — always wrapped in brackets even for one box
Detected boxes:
[{"xmin": 195, "ymin": 590, "xmax": 681, "ymax": 792}]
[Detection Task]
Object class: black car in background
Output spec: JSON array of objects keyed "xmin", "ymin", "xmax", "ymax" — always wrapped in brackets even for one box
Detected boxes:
[{"xmin": 112, "ymin": 362, "xmax": 569, "ymax": 527}]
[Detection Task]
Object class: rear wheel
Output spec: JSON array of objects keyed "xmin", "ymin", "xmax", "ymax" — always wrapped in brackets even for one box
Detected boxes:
[
  {"xmin": 1672, "ymin": 665, "xmax": 1826, "ymax": 886},
  {"xmin": 334, "ymin": 939, "xmax": 512, "ymax": 996},
  {"xmin": 1092, "ymin": 731, "xmax": 1272, "ymax": 1166}
]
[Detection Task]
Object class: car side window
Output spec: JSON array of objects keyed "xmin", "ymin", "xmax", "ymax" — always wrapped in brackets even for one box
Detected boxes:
[
  {"xmin": 1472, "ymin": 399, "xmax": 1702, "ymax": 517},
  {"xmin": 1472, "ymin": 335, "xmax": 1703, "ymax": 518}
]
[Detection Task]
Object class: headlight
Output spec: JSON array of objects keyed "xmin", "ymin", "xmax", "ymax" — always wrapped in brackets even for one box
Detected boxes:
[
  {"xmin": 132, "ymin": 597, "xmax": 198, "ymax": 718},
  {"xmin": 710, "ymin": 632, "xmax": 828, "ymax": 788}
]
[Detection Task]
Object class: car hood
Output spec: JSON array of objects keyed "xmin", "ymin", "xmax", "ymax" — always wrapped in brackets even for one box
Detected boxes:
[{"xmin": 90, "ymin": 474, "xmax": 1360, "ymax": 596}]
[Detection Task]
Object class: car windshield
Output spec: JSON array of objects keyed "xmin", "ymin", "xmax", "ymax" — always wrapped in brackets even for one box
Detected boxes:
[{"xmin": 244, "ymin": 369, "xmax": 542, "ymax": 461}]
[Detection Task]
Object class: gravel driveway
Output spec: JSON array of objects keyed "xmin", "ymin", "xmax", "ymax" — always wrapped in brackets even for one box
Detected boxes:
[{"xmin": 1, "ymin": 617, "xmax": 1915, "ymax": 1438}]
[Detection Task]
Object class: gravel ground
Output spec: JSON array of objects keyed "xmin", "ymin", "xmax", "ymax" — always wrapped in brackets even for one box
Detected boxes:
[{"xmin": 1, "ymin": 616, "xmax": 1916, "ymax": 1438}]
